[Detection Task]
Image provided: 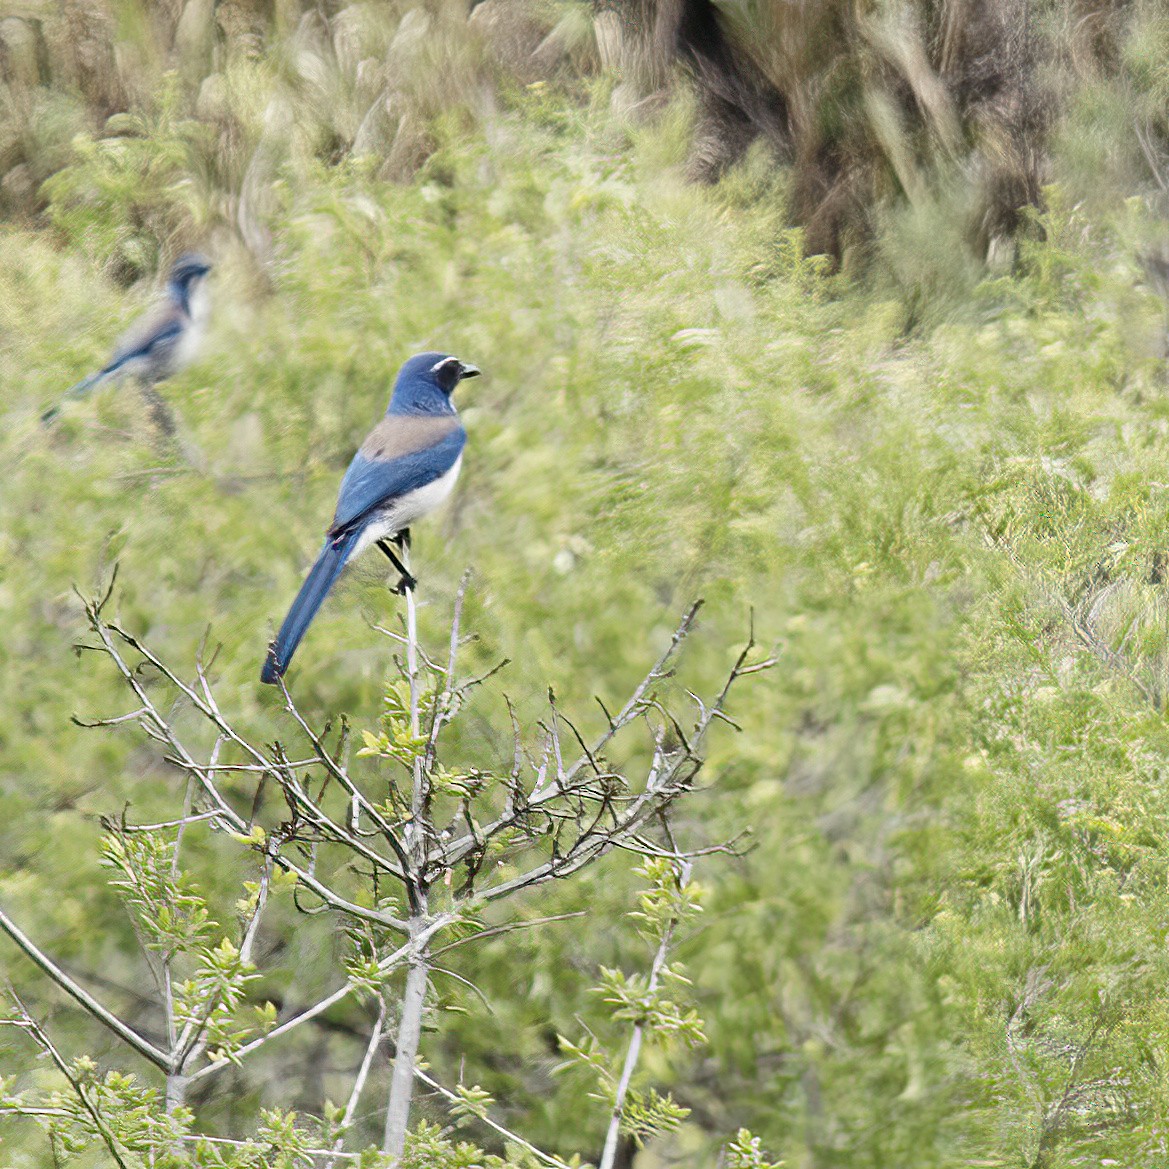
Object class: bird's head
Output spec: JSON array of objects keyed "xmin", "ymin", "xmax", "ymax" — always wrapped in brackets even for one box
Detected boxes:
[
  {"xmin": 168, "ymin": 253, "xmax": 213, "ymax": 291},
  {"xmin": 388, "ymin": 352, "xmax": 481, "ymax": 415}
]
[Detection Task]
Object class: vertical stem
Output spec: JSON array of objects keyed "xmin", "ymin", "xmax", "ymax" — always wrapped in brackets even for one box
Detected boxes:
[
  {"xmin": 597, "ymin": 859, "xmax": 691, "ymax": 1169},
  {"xmin": 404, "ymin": 553, "xmax": 425, "ymax": 849},
  {"xmin": 165, "ymin": 1071, "xmax": 189, "ymax": 1114},
  {"xmin": 597, "ymin": 938, "xmax": 669, "ymax": 1169},
  {"xmin": 164, "ymin": 778, "xmax": 195, "ymax": 1112},
  {"xmin": 324, "ymin": 998, "xmax": 387, "ymax": 1169},
  {"xmin": 383, "ymin": 908, "xmax": 430, "ymax": 1159},
  {"xmin": 384, "ymin": 557, "xmax": 431, "ymax": 1160}
]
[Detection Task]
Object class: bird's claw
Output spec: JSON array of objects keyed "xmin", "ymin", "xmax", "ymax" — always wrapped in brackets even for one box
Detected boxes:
[{"xmin": 394, "ymin": 574, "xmax": 418, "ymax": 595}]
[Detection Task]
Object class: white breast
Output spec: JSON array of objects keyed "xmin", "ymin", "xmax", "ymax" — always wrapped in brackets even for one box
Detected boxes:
[
  {"xmin": 352, "ymin": 453, "xmax": 463, "ymax": 558},
  {"xmin": 174, "ymin": 280, "xmax": 210, "ymax": 370}
]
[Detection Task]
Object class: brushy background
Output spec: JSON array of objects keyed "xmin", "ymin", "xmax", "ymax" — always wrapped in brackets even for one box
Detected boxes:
[{"xmin": 5, "ymin": 0, "xmax": 1169, "ymax": 1164}]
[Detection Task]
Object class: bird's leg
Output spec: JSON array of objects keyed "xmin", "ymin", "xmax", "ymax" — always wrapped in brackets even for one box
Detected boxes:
[
  {"xmin": 139, "ymin": 383, "xmax": 178, "ymax": 439},
  {"xmin": 393, "ymin": 528, "xmax": 411, "ymax": 551},
  {"xmin": 377, "ymin": 539, "xmax": 417, "ymax": 595},
  {"xmin": 138, "ymin": 379, "xmax": 207, "ymax": 472}
]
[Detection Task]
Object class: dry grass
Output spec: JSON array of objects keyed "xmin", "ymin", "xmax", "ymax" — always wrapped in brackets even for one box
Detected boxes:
[{"xmin": 0, "ymin": 0, "xmax": 1166, "ymax": 278}]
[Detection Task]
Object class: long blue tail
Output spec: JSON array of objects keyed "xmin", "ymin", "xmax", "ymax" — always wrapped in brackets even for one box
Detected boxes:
[
  {"xmin": 261, "ymin": 529, "xmax": 360, "ymax": 684},
  {"xmin": 42, "ymin": 359, "xmax": 126, "ymax": 425}
]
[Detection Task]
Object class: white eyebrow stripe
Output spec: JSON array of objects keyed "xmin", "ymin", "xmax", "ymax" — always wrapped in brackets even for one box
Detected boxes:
[{"xmin": 430, "ymin": 357, "xmax": 459, "ymax": 373}]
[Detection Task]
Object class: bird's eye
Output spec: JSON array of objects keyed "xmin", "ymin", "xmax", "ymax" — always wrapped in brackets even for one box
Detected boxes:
[{"xmin": 430, "ymin": 357, "xmax": 459, "ymax": 375}]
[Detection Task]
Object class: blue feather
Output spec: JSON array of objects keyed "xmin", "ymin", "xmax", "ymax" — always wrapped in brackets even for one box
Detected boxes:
[
  {"xmin": 261, "ymin": 529, "xmax": 361, "ymax": 683},
  {"xmin": 329, "ymin": 430, "xmax": 465, "ymax": 535},
  {"xmin": 42, "ymin": 372, "xmax": 101, "ymax": 423}
]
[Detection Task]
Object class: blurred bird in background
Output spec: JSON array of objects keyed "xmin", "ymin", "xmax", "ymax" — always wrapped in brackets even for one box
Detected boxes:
[
  {"xmin": 43, "ymin": 253, "xmax": 213, "ymax": 430},
  {"xmin": 261, "ymin": 351, "xmax": 479, "ymax": 684}
]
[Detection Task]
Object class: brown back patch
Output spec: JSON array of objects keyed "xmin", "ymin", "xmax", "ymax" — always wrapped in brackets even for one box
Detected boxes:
[{"xmin": 359, "ymin": 413, "xmax": 460, "ymax": 462}]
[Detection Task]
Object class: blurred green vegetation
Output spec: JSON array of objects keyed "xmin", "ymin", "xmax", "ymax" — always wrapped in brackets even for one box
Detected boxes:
[{"xmin": 5, "ymin": 0, "xmax": 1169, "ymax": 1165}]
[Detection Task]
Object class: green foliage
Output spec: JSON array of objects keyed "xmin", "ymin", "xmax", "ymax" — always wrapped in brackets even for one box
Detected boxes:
[
  {"xmin": 100, "ymin": 831, "xmax": 216, "ymax": 954},
  {"xmin": 172, "ymin": 938, "xmax": 262, "ymax": 1065},
  {"xmin": 5, "ymin": 2, "xmax": 1169, "ymax": 1165},
  {"xmin": 595, "ymin": 965, "xmax": 705, "ymax": 1046},
  {"xmin": 359, "ymin": 679, "xmax": 430, "ymax": 766},
  {"xmin": 629, "ymin": 858, "xmax": 703, "ymax": 937},
  {"xmin": 38, "ymin": 1063, "xmax": 190, "ymax": 1161},
  {"xmin": 42, "ymin": 72, "xmax": 214, "ymax": 278},
  {"xmin": 450, "ymin": 1083, "xmax": 495, "ymax": 1127},
  {"xmin": 724, "ymin": 1129, "xmax": 783, "ymax": 1169},
  {"xmin": 558, "ymin": 858, "xmax": 705, "ymax": 1156},
  {"xmin": 398, "ymin": 1119, "xmax": 525, "ymax": 1169},
  {"xmin": 621, "ymin": 1088, "xmax": 689, "ymax": 1146}
]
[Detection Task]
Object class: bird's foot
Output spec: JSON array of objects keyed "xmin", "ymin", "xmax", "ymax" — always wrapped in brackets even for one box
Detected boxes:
[{"xmin": 393, "ymin": 572, "xmax": 418, "ymax": 596}]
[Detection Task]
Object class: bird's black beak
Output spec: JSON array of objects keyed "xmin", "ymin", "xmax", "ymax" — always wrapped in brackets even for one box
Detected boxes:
[{"xmin": 458, "ymin": 363, "xmax": 481, "ymax": 380}]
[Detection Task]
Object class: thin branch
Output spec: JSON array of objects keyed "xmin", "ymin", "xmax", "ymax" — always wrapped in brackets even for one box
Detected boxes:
[
  {"xmin": 176, "ymin": 1132, "xmax": 366, "ymax": 1160},
  {"xmin": 274, "ymin": 677, "xmax": 413, "ymax": 888},
  {"xmin": 561, "ymin": 601, "xmax": 704, "ymax": 786},
  {"xmin": 598, "ymin": 854, "xmax": 692, "ymax": 1169},
  {"xmin": 0, "ymin": 905, "xmax": 171, "ymax": 1072},
  {"xmin": 0, "ymin": 1104, "xmax": 72, "ymax": 1118},
  {"xmin": 414, "ymin": 1065, "xmax": 573, "ymax": 1169},
  {"xmin": 385, "ymin": 549, "xmax": 430, "ymax": 1158},
  {"xmin": 428, "ymin": 603, "xmax": 711, "ymax": 873},
  {"xmin": 185, "ymin": 912, "xmax": 455, "ymax": 1086},
  {"xmin": 82, "ymin": 602, "xmax": 410, "ymax": 932},
  {"xmin": 462, "ymin": 735, "xmax": 698, "ymax": 908},
  {"xmin": 185, "ymin": 982, "xmax": 358, "ymax": 1087},
  {"xmin": 405, "ymin": 553, "xmax": 425, "ymax": 862},
  {"xmin": 6, "ymin": 997, "xmax": 133, "ymax": 1169},
  {"xmin": 429, "ymin": 912, "xmax": 587, "ymax": 958},
  {"xmin": 424, "ymin": 569, "xmax": 470, "ymax": 770},
  {"xmin": 324, "ymin": 998, "xmax": 386, "ymax": 1169},
  {"xmin": 163, "ymin": 773, "xmax": 198, "ymax": 1109},
  {"xmin": 71, "ymin": 708, "xmax": 149, "ymax": 728},
  {"xmin": 617, "ymin": 832, "xmax": 749, "ymax": 861},
  {"xmin": 428, "ymin": 964, "xmax": 493, "ymax": 1012},
  {"xmin": 372, "ymin": 624, "xmax": 444, "ymax": 673},
  {"xmin": 107, "ymin": 810, "xmax": 222, "ymax": 833}
]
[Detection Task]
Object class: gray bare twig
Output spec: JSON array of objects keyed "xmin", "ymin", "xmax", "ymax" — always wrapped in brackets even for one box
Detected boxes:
[
  {"xmin": 5, "ymin": 996, "xmax": 133, "ymax": 1169},
  {"xmin": 0, "ymin": 906, "xmax": 171, "ymax": 1072}
]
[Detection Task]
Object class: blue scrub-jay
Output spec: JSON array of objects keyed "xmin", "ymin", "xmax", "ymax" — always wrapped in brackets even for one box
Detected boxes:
[
  {"xmin": 43, "ymin": 253, "xmax": 213, "ymax": 425},
  {"xmin": 261, "ymin": 352, "xmax": 479, "ymax": 684}
]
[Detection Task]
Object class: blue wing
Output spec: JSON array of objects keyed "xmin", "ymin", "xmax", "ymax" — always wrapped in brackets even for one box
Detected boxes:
[
  {"xmin": 111, "ymin": 303, "xmax": 185, "ymax": 365},
  {"xmin": 42, "ymin": 316, "xmax": 186, "ymax": 424},
  {"xmin": 329, "ymin": 427, "xmax": 466, "ymax": 536}
]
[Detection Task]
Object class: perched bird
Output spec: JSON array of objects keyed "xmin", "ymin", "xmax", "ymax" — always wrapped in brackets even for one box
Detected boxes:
[
  {"xmin": 261, "ymin": 351, "xmax": 479, "ymax": 685},
  {"xmin": 43, "ymin": 253, "xmax": 213, "ymax": 426}
]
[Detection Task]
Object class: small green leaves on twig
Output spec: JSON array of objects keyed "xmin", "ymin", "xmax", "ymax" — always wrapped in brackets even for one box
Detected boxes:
[
  {"xmin": 724, "ymin": 1129, "xmax": 785, "ymax": 1168},
  {"xmin": 173, "ymin": 938, "xmax": 263, "ymax": 1065},
  {"xmin": 450, "ymin": 1082, "xmax": 495, "ymax": 1127},
  {"xmin": 100, "ymin": 831, "xmax": 216, "ymax": 956},
  {"xmin": 358, "ymin": 680, "xmax": 430, "ymax": 766},
  {"xmin": 630, "ymin": 856, "xmax": 704, "ymax": 938},
  {"xmin": 621, "ymin": 1088, "xmax": 691, "ymax": 1147},
  {"xmin": 594, "ymin": 966, "xmax": 706, "ymax": 1046}
]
